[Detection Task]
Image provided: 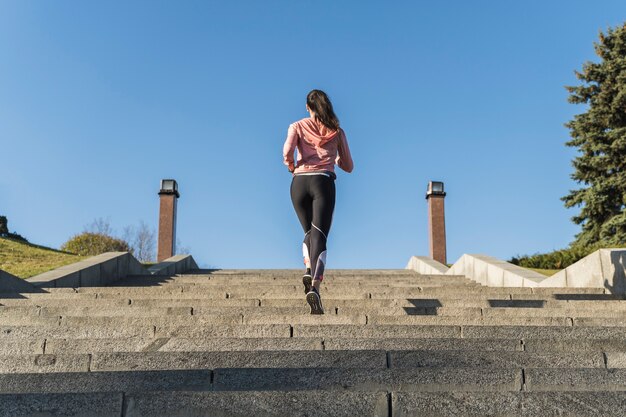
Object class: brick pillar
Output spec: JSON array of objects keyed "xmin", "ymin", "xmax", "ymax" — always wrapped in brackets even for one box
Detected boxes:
[
  {"xmin": 157, "ymin": 179, "xmax": 179, "ymax": 262},
  {"xmin": 426, "ymin": 181, "xmax": 447, "ymax": 265}
]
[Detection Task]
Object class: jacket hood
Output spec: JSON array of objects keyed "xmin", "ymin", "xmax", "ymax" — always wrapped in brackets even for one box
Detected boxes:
[{"xmin": 297, "ymin": 117, "xmax": 339, "ymax": 146}]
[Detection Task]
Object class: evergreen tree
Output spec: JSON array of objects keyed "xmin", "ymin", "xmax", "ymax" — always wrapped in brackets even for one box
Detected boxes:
[{"xmin": 563, "ymin": 23, "xmax": 626, "ymax": 247}]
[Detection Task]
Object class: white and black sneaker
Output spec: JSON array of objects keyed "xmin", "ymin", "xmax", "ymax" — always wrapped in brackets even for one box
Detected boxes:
[
  {"xmin": 302, "ymin": 269, "xmax": 312, "ymax": 294},
  {"xmin": 306, "ymin": 287, "xmax": 324, "ymax": 315}
]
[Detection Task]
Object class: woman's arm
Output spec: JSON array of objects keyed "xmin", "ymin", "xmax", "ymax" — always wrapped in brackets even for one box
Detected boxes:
[
  {"xmin": 336, "ymin": 129, "xmax": 354, "ymax": 173},
  {"xmin": 282, "ymin": 124, "xmax": 298, "ymax": 172}
]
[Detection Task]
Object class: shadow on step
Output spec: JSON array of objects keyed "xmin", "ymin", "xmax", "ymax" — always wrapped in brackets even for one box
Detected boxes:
[
  {"xmin": 403, "ymin": 299, "xmax": 442, "ymax": 315},
  {"xmin": 488, "ymin": 300, "xmax": 546, "ymax": 308},
  {"xmin": 107, "ymin": 275, "xmax": 177, "ymax": 287},
  {"xmin": 0, "ymin": 369, "xmax": 212, "ymax": 394},
  {"xmin": 194, "ymin": 269, "xmax": 222, "ymax": 274},
  {"xmin": 553, "ymin": 294, "xmax": 624, "ymax": 301},
  {"xmin": 108, "ymin": 270, "xmax": 222, "ymax": 288}
]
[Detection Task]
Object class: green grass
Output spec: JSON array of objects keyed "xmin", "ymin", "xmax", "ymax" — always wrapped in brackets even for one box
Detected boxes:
[
  {"xmin": 528, "ymin": 267, "xmax": 562, "ymax": 277},
  {"xmin": 0, "ymin": 237, "xmax": 86, "ymax": 278}
]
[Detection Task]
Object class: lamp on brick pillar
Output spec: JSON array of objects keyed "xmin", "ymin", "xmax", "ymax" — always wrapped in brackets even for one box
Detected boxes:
[
  {"xmin": 426, "ymin": 181, "xmax": 447, "ymax": 265},
  {"xmin": 157, "ymin": 179, "xmax": 179, "ymax": 262}
]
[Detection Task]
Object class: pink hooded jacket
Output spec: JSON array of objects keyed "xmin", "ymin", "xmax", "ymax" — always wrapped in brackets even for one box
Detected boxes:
[{"xmin": 283, "ymin": 117, "xmax": 354, "ymax": 174}]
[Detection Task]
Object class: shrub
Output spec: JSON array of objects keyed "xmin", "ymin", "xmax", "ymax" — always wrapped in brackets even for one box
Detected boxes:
[
  {"xmin": 0, "ymin": 216, "xmax": 8, "ymax": 236},
  {"xmin": 510, "ymin": 243, "xmax": 626, "ymax": 270},
  {"xmin": 7, "ymin": 232, "xmax": 28, "ymax": 243},
  {"xmin": 61, "ymin": 232, "xmax": 130, "ymax": 256},
  {"xmin": 0, "ymin": 216, "xmax": 28, "ymax": 242}
]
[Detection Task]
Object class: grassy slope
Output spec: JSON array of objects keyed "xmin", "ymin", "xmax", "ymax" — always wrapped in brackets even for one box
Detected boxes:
[
  {"xmin": 0, "ymin": 237, "xmax": 85, "ymax": 278},
  {"xmin": 528, "ymin": 267, "xmax": 561, "ymax": 277}
]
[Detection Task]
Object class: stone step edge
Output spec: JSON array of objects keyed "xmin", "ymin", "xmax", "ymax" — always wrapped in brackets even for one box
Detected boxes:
[{"xmin": 3, "ymin": 390, "xmax": 626, "ymax": 417}]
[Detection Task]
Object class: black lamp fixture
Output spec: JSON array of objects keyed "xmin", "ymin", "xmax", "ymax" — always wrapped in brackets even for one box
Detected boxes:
[
  {"xmin": 159, "ymin": 179, "xmax": 180, "ymax": 198},
  {"xmin": 426, "ymin": 181, "xmax": 446, "ymax": 199}
]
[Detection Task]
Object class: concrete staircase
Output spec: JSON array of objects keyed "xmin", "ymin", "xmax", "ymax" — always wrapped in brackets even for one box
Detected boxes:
[{"xmin": 1, "ymin": 269, "xmax": 625, "ymax": 416}]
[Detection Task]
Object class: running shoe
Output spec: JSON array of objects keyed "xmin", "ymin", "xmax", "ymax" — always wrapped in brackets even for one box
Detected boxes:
[
  {"xmin": 302, "ymin": 269, "xmax": 312, "ymax": 294},
  {"xmin": 306, "ymin": 287, "xmax": 324, "ymax": 315}
]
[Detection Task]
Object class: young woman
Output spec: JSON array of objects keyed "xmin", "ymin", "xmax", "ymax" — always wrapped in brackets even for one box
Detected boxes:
[{"xmin": 283, "ymin": 90, "xmax": 354, "ymax": 314}]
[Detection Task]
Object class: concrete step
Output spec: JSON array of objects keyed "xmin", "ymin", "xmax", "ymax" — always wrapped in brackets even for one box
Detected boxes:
[
  {"xmin": 171, "ymin": 281, "xmax": 479, "ymax": 289},
  {"xmin": 0, "ymin": 316, "xmax": 61, "ymax": 326},
  {"xmin": 0, "ymin": 340, "xmax": 45, "ymax": 355},
  {"xmin": 1, "ymin": 367, "xmax": 519, "ymax": 394},
  {"xmin": 69, "ymin": 283, "xmax": 608, "ymax": 296},
  {"xmin": 388, "ymin": 350, "xmax": 606, "ymax": 369},
  {"xmin": 92, "ymin": 350, "xmax": 385, "ymax": 371},
  {"xmin": 323, "ymin": 338, "xmax": 524, "ymax": 352},
  {"xmin": 292, "ymin": 325, "xmax": 461, "ymax": 338},
  {"xmin": 0, "ymin": 325, "xmax": 154, "ymax": 339},
  {"xmin": 510, "ymin": 292, "xmax": 620, "ymax": 300},
  {"xmin": 4, "ymin": 294, "xmax": 625, "ymax": 311},
  {"xmin": 40, "ymin": 306, "xmax": 193, "ymax": 317},
  {"xmin": 7, "ymin": 390, "xmax": 624, "ymax": 417},
  {"xmin": 461, "ymin": 325, "xmax": 623, "ymax": 339},
  {"xmin": 211, "ymin": 367, "xmax": 522, "ymax": 392},
  {"xmin": 367, "ymin": 316, "xmax": 572, "ymax": 326},
  {"xmin": 0, "ymin": 298, "xmax": 131, "ymax": 307},
  {"xmin": 525, "ymin": 368, "xmax": 626, "ymax": 391},
  {"xmin": 574, "ymin": 317, "xmax": 626, "ymax": 327},
  {"xmin": 0, "ymin": 354, "xmax": 90, "ymax": 373},
  {"xmin": 0, "ymin": 350, "xmax": 387, "ymax": 373},
  {"xmin": 1, "ymin": 349, "xmax": 611, "ymax": 374},
  {"xmin": 0, "ymin": 392, "xmax": 124, "ymax": 417},
  {"xmin": 151, "ymin": 313, "xmax": 576, "ymax": 327},
  {"xmin": 391, "ymin": 391, "xmax": 626, "ymax": 416},
  {"xmin": 325, "ymin": 337, "xmax": 621, "ymax": 352},
  {"xmin": 342, "ymin": 306, "xmax": 626, "ymax": 317},
  {"xmin": 154, "ymin": 324, "xmax": 291, "ymax": 338},
  {"xmin": 3, "ymin": 336, "xmax": 625, "ymax": 355},
  {"xmin": 291, "ymin": 324, "xmax": 624, "ymax": 339},
  {"xmin": 42, "ymin": 337, "xmax": 324, "ymax": 354},
  {"xmin": 3, "ymin": 303, "xmax": 623, "ymax": 322},
  {"xmin": 1, "ymin": 324, "xmax": 296, "ymax": 339},
  {"xmin": 59, "ymin": 315, "xmax": 244, "ymax": 327},
  {"xmin": 36, "ymin": 337, "xmax": 527, "ymax": 354},
  {"xmin": 0, "ymin": 370, "xmax": 211, "ymax": 394},
  {"xmin": 1, "ymin": 390, "xmax": 388, "ymax": 417},
  {"xmin": 524, "ymin": 338, "xmax": 626, "ymax": 353},
  {"xmin": 124, "ymin": 390, "xmax": 388, "ymax": 417}
]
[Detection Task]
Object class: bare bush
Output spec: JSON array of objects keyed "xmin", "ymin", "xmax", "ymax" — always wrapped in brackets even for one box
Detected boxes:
[{"xmin": 124, "ymin": 221, "xmax": 156, "ymax": 262}]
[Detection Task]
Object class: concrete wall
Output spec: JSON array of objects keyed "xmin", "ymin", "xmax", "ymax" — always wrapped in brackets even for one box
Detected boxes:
[
  {"xmin": 540, "ymin": 249, "xmax": 626, "ymax": 294},
  {"xmin": 405, "ymin": 256, "xmax": 449, "ymax": 275},
  {"xmin": 26, "ymin": 252, "xmax": 149, "ymax": 288},
  {"xmin": 149, "ymin": 254, "xmax": 199, "ymax": 276},
  {"xmin": 446, "ymin": 254, "xmax": 545, "ymax": 288},
  {"xmin": 411, "ymin": 249, "xmax": 626, "ymax": 295},
  {"xmin": 0, "ymin": 269, "xmax": 39, "ymax": 294}
]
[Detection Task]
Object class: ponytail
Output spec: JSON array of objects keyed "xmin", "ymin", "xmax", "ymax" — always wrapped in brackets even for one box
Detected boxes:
[{"xmin": 307, "ymin": 90, "xmax": 340, "ymax": 131}]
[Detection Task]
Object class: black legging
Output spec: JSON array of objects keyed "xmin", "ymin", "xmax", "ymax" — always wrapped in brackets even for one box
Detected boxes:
[{"xmin": 290, "ymin": 174, "xmax": 336, "ymax": 282}]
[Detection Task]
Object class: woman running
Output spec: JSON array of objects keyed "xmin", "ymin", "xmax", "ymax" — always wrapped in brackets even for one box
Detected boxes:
[{"xmin": 283, "ymin": 89, "xmax": 354, "ymax": 314}]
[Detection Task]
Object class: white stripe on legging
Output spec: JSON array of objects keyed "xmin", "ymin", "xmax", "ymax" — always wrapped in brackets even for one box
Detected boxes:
[{"xmin": 311, "ymin": 223, "xmax": 327, "ymax": 240}]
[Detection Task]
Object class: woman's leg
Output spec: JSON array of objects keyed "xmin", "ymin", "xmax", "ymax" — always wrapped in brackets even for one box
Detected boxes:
[
  {"xmin": 290, "ymin": 176, "xmax": 313, "ymax": 270},
  {"xmin": 308, "ymin": 176, "xmax": 336, "ymax": 289}
]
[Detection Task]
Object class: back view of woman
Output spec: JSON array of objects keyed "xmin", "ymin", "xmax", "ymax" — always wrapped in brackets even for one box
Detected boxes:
[{"xmin": 283, "ymin": 90, "xmax": 354, "ymax": 314}]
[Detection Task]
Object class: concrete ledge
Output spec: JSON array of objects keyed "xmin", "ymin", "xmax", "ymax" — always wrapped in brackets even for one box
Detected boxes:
[
  {"xmin": 420, "ymin": 250, "xmax": 626, "ymax": 295},
  {"xmin": 26, "ymin": 252, "xmax": 149, "ymax": 288},
  {"xmin": 148, "ymin": 254, "xmax": 199, "ymax": 276},
  {"xmin": 405, "ymin": 256, "xmax": 449, "ymax": 275},
  {"xmin": 446, "ymin": 254, "xmax": 545, "ymax": 288},
  {"xmin": 539, "ymin": 249, "xmax": 626, "ymax": 295},
  {"xmin": 0, "ymin": 270, "xmax": 39, "ymax": 294}
]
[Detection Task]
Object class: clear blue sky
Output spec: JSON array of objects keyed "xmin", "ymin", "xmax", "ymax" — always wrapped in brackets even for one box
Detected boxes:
[{"xmin": 2, "ymin": 1, "xmax": 625, "ymax": 269}]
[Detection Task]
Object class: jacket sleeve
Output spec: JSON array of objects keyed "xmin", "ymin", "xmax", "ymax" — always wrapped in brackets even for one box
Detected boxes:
[
  {"xmin": 336, "ymin": 129, "xmax": 354, "ymax": 173},
  {"xmin": 282, "ymin": 124, "xmax": 298, "ymax": 172}
]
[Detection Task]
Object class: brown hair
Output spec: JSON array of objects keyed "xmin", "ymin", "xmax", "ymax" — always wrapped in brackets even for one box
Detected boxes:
[{"xmin": 307, "ymin": 89, "xmax": 340, "ymax": 131}]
